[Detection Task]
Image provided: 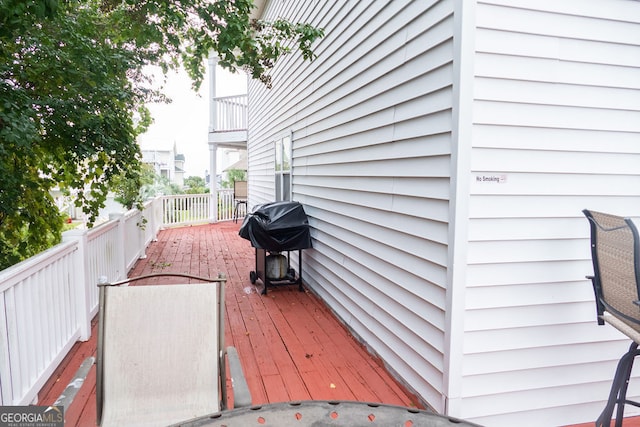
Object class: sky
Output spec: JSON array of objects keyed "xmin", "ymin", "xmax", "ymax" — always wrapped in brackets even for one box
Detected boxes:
[{"xmin": 137, "ymin": 63, "xmax": 248, "ymax": 178}]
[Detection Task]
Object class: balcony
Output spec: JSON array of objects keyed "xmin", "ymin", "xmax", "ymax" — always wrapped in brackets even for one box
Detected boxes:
[
  {"xmin": 208, "ymin": 94, "xmax": 247, "ymax": 149},
  {"xmin": 0, "ymin": 195, "xmax": 421, "ymax": 426}
]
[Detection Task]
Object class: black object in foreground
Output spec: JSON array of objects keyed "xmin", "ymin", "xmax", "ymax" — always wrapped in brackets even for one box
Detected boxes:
[{"xmin": 172, "ymin": 400, "xmax": 483, "ymax": 427}]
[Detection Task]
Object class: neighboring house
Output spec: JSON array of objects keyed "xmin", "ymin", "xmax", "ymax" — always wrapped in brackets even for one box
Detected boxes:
[
  {"xmin": 239, "ymin": 1, "xmax": 640, "ymax": 426},
  {"xmin": 141, "ymin": 143, "xmax": 185, "ymax": 187},
  {"xmin": 174, "ymin": 153, "xmax": 185, "ymax": 187},
  {"xmin": 220, "ymin": 149, "xmax": 246, "ymax": 185}
]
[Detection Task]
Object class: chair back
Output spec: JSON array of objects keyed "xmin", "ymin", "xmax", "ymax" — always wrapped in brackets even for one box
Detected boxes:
[
  {"xmin": 96, "ymin": 273, "xmax": 226, "ymax": 427},
  {"xmin": 583, "ymin": 210, "xmax": 640, "ymax": 332},
  {"xmin": 234, "ymin": 180, "xmax": 247, "ymax": 200}
]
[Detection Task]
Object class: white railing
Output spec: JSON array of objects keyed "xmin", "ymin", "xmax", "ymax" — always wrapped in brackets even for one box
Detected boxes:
[
  {"xmin": 163, "ymin": 193, "xmax": 211, "ymax": 226},
  {"xmin": 0, "ymin": 193, "xmax": 243, "ymax": 405},
  {"xmin": 0, "ymin": 197, "xmax": 166, "ymax": 406},
  {"xmin": 219, "ymin": 189, "xmax": 236, "ymax": 222},
  {"xmin": 212, "ymin": 95, "xmax": 247, "ymax": 132},
  {"xmin": 0, "ymin": 241, "xmax": 81, "ymax": 406},
  {"xmin": 162, "ymin": 190, "xmax": 236, "ymax": 227}
]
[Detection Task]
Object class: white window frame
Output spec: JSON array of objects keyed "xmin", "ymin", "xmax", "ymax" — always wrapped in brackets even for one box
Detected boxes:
[{"xmin": 275, "ymin": 132, "xmax": 292, "ymax": 201}]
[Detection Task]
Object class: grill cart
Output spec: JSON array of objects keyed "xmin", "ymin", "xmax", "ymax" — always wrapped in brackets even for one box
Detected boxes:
[{"xmin": 239, "ymin": 201, "xmax": 312, "ymax": 295}]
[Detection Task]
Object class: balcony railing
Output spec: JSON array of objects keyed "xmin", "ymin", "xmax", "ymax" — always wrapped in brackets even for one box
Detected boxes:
[
  {"xmin": 0, "ymin": 191, "xmax": 236, "ymax": 406},
  {"xmin": 211, "ymin": 94, "xmax": 247, "ymax": 132}
]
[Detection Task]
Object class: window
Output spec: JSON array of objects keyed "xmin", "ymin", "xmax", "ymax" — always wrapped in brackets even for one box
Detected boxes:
[{"xmin": 275, "ymin": 134, "xmax": 291, "ymax": 201}]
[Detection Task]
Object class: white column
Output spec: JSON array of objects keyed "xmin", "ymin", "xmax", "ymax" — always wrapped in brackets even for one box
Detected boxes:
[
  {"xmin": 209, "ymin": 143, "xmax": 218, "ymax": 223},
  {"xmin": 208, "ymin": 56, "xmax": 218, "ymax": 133},
  {"xmin": 208, "ymin": 54, "xmax": 219, "ymax": 222}
]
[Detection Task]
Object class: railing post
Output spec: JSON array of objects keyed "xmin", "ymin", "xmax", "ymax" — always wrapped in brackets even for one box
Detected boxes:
[
  {"xmin": 109, "ymin": 213, "xmax": 127, "ymax": 282},
  {"xmin": 209, "ymin": 144, "xmax": 218, "ymax": 223},
  {"xmin": 150, "ymin": 198, "xmax": 158, "ymax": 238},
  {"xmin": 0, "ymin": 295, "xmax": 12, "ymax": 404},
  {"xmin": 61, "ymin": 229, "xmax": 91, "ymax": 341},
  {"xmin": 156, "ymin": 196, "xmax": 163, "ymax": 233},
  {"xmin": 136, "ymin": 210, "xmax": 147, "ymax": 260}
]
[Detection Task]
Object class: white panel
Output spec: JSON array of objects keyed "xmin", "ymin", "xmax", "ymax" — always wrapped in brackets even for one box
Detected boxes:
[
  {"xmin": 475, "ymin": 52, "xmax": 640, "ymax": 89},
  {"xmin": 467, "ymin": 238, "xmax": 588, "ymax": 264},
  {"xmin": 463, "ymin": 322, "xmax": 624, "ymax": 354},
  {"xmin": 298, "ymin": 183, "xmax": 451, "ymax": 223},
  {"xmin": 474, "ymin": 99, "xmax": 640, "ymax": 131},
  {"xmin": 463, "ymin": 339, "xmax": 631, "ymax": 376},
  {"xmin": 296, "ymin": 110, "xmax": 453, "ymax": 157},
  {"xmin": 476, "ymin": 28, "xmax": 640, "ymax": 67},
  {"xmin": 466, "ymin": 280, "xmax": 594, "ymax": 310},
  {"xmin": 459, "ymin": 380, "xmax": 639, "ymax": 421},
  {"xmin": 464, "ymin": 301, "xmax": 595, "ymax": 331},
  {"xmin": 295, "ymin": 175, "xmax": 450, "ymax": 201},
  {"xmin": 477, "ymin": 2, "xmax": 640, "ymax": 43},
  {"xmin": 471, "ymin": 148, "xmax": 640, "ymax": 175},
  {"xmin": 473, "ymin": 124, "xmax": 640, "ymax": 153},
  {"xmin": 466, "ymin": 260, "xmax": 592, "ymax": 287},
  {"xmin": 481, "ymin": 0, "xmax": 640, "ymax": 22},
  {"xmin": 469, "ymin": 195, "xmax": 640, "ymax": 218},
  {"xmin": 475, "ymin": 77, "xmax": 640, "ymax": 110},
  {"xmin": 468, "ymin": 217, "xmax": 587, "ymax": 240}
]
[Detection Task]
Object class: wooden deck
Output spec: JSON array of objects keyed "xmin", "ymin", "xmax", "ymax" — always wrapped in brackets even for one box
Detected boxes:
[{"xmin": 37, "ymin": 221, "xmax": 422, "ymax": 426}]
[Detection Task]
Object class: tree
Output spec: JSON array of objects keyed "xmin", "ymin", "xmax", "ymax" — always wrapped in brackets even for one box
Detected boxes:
[
  {"xmin": 184, "ymin": 176, "xmax": 208, "ymax": 194},
  {"xmin": 112, "ymin": 163, "xmax": 157, "ymax": 210},
  {"xmin": 0, "ymin": 0, "xmax": 323, "ymax": 270},
  {"xmin": 223, "ymin": 169, "xmax": 247, "ymax": 189}
]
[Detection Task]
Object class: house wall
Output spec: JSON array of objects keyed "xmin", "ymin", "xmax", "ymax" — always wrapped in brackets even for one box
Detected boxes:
[
  {"xmin": 459, "ymin": 0, "xmax": 640, "ymax": 425},
  {"xmin": 247, "ymin": 0, "xmax": 457, "ymax": 411},
  {"xmin": 141, "ymin": 149, "xmax": 175, "ymax": 181},
  {"xmin": 247, "ymin": 0, "xmax": 640, "ymax": 425}
]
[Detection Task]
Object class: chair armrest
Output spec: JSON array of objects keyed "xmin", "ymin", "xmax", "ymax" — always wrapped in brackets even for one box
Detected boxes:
[{"xmin": 226, "ymin": 346, "xmax": 252, "ymax": 408}]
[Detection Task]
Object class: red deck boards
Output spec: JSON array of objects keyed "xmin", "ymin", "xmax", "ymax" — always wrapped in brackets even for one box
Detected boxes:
[{"xmin": 37, "ymin": 221, "xmax": 421, "ymax": 426}]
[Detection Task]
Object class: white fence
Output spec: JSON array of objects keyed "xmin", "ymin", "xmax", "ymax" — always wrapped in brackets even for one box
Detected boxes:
[
  {"xmin": 162, "ymin": 190, "xmax": 235, "ymax": 226},
  {"xmin": 0, "ymin": 192, "xmax": 237, "ymax": 405}
]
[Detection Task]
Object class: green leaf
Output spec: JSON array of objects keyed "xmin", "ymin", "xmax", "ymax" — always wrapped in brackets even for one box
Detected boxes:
[{"xmin": 0, "ymin": 0, "xmax": 322, "ymax": 269}]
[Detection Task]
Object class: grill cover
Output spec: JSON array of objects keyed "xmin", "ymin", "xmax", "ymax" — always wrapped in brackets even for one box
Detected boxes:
[{"xmin": 239, "ymin": 201, "xmax": 312, "ymax": 251}]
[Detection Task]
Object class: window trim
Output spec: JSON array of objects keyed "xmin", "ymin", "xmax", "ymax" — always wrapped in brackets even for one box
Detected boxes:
[{"xmin": 275, "ymin": 131, "xmax": 292, "ymax": 201}]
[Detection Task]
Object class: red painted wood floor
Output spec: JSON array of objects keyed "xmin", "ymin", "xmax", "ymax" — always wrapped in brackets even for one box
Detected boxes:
[{"xmin": 37, "ymin": 221, "xmax": 422, "ymax": 426}]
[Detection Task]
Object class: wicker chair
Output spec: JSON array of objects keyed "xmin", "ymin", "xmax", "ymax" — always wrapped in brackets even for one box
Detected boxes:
[
  {"xmin": 583, "ymin": 209, "xmax": 640, "ymax": 427},
  {"xmin": 233, "ymin": 180, "xmax": 248, "ymax": 223}
]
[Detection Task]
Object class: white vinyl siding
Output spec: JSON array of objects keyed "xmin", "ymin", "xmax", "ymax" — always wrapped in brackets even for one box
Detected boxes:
[
  {"xmin": 461, "ymin": 0, "xmax": 640, "ymax": 425},
  {"xmin": 248, "ymin": 0, "xmax": 455, "ymax": 410},
  {"xmin": 246, "ymin": 0, "xmax": 640, "ymax": 425}
]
